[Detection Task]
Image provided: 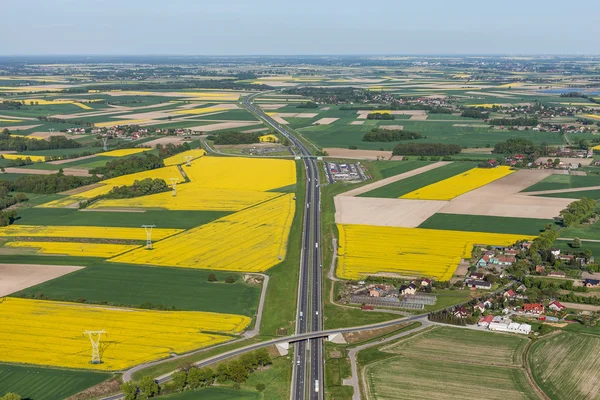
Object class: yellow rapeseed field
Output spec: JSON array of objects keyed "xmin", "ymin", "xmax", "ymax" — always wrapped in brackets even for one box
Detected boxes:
[
  {"xmin": 111, "ymin": 194, "xmax": 295, "ymax": 272},
  {"xmin": 1, "ymin": 154, "xmax": 46, "ymax": 162},
  {"xmin": 86, "ymin": 156, "xmax": 293, "ymax": 211},
  {"xmin": 466, "ymin": 103, "xmax": 503, "ymax": 108},
  {"xmin": 89, "ymin": 185, "xmax": 279, "ymax": 211},
  {"xmin": 585, "ymin": 114, "xmax": 600, "ymax": 121},
  {"xmin": 0, "ymin": 225, "xmax": 182, "ymax": 240},
  {"xmin": 173, "ymin": 107, "xmax": 228, "ymax": 115},
  {"xmin": 401, "ymin": 166, "xmax": 513, "ymax": 200},
  {"xmin": 40, "ymin": 166, "xmax": 183, "ymax": 207},
  {"xmin": 163, "ymin": 149, "xmax": 206, "ymax": 166},
  {"xmin": 337, "ymin": 224, "xmax": 533, "ymax": 281},
  {"xmin": 0, "ymin": 298, "xmax": 250, "ymax": 370},
  {"xmin": 0, "ymin": 118, "xmax": 22, "ymax": 123},
  {"xmin": 5, "ymin": 241, "xmax": 140, "ymax": 257},
  {"xmin": 259, "ymin": 134, "xmax": 279, "ymax": 143},
  {"xmin": 14, "ymin": 99, "xmax": 102, "ymax": 106},
  {"xmin": 98, "ymin": 148, "xmax": 151, "ymax": 157},
  {"xmin": 185, "ymin": 157, "xmax": 296, "ymax": 192},
  {"xmin": 72, "ymin": 102, "xmax": 93, "ymax": 110}
]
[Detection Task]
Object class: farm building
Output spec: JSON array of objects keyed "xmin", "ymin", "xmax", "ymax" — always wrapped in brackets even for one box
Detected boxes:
[
  {"xmin": 547, "ymin": 271, "xmax": 566, "ymax": 278},
  {"xmin": 478, "ymin": 315, "xmax": 494, "ymax": 327},
  {"xmin": 465, "ymin": 279, "xmax": 491, "ymax": 290}
]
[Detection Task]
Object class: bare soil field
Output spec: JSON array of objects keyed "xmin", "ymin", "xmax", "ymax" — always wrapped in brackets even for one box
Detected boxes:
[
  {"xmin": 143, "ymin": 136, "xmax": 192, "ymax": 147},
  {"xmin": 335, "ymin": 196, "xmax": 448, "ymax": 227},
  {"xmin": 349, "ymin": 121, "xmax": 364, "ymax": 125},
  {"xmin": 192, "ymin": 121, "xmax": 262, "ymax": 132},
  {"xmin": 409, "ymin": 114, "xmax": 428, "ymax": 120},
  {"xmin": 323, "ymin": 148, "xmax": 394, "ymax": 160},
  {"xmin": 380, "ymin": 125, "xmax": 404, "ymax": 130},
  {"xmin": 461, "ymin": 147, "xmax": 493, "ymax": 154},
  {"xmin": 258, "ymin": 103, "xmax": 287, "ymax": 110},
  {"xmin": 3, "ymin": 167, "xmax": 93, "ymax": 177},
  {"xmin": 356, "ymin": 110, "xmax": 427, "ymax": 119},
  {"xmin": 312, "ymin": 117, "xmax": 339, "ymax": 125},
  {"xmin": 60, "ymin": 183, "xmax": 104, "ymax": 195},
  {"xmin": 339, "ymin": 162, "xmax": 450, "ymax": 196},
  {"xmin": 560, "ymin": 302, "xmax": 600, "ymax": 312},
  {"xmin": 523, "ymin": 186, "xmax": 600, "ymax": 196},
  {"xmin": 0, "ymin": 124, "xmax": 42, "ymax": 131},
  {"xmin": 0, "ymin": 263, "xmax": 83, "ymax": 296},
  {"xmin": 48, "ymin": 154, "xmax": 97, "ymax": 165}
]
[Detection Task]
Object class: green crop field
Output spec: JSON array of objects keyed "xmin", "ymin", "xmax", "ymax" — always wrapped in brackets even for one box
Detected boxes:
[
  {"xmin": 363, "ymin": 327, "xmax": 536, "ymax": 400},
  {"xmin": 299, "ymin": 118, "xmax": 564, "ymax": 150},
  {"xmin": 529, "ymin": 332, "xmax": 600, "ymax": 400},
  {"xmin": 13, "ymin": 263, "xmax": 261, "ymax": 316},
  {"xmin": 359, "ymin": 162, "xmax": 475, "ymax": 198},
  {"xmin": 194, "ymin": 109, "xmax": 259, "ymax": 121},
  {"xmin": 13, "ymin": 208, "xmax": 230, "ymax": 229},
  {"xmin": 158, "ymin": 388, "xmax": 260, "ymax": 399},
  {"xmin": 522, "ymin": 174, "xmax": 600, "ymax": 192},
  {"xmin": 418, "ymin": 213, "xmax": 554, "ymax": 235},
  {"xmin": 370, "ymin": 160, "xmax": 433, "ymax": 179},
  {"xmin": 535, "ymin": 189, "xmax": 600, "ymax": 199},
  {"xmin": 560, "ymin": 218, "xmax": 600, "ymax": 241},
  {"xmin": 552, "ymin": 240, "xmax": 600, "ymax": 256},
  {"xmin": 0, "ymin": 364, "xmax": 109, "ymax": 400}
]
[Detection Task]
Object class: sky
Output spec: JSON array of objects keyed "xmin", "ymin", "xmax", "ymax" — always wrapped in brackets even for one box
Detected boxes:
[{"xmin": 3, "ymin": 0, "xmax": 599, "ymax": 55}]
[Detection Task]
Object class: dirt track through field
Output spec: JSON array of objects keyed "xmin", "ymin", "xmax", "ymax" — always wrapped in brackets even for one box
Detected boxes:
[
  {"xmin": 324, "ymin": 148, "xmax": 395, "ymax": 160},
  {"xmin": 48, "ymin": 154, "xmax": 97, "ymax": 165},
  {"xmin": 340, "ymin": 161, "xmax": 451, "ymax": 197},
  {"xmin": 522, "ymin": 186, "xmax": 600, "ymax": 196},
  {"xmin": 3, "ymin": 167, "xmax": 93, "ymax": 176},
  {"xmin": 0, "ymin": 263, "xmax": 83, "ymax": 296}
]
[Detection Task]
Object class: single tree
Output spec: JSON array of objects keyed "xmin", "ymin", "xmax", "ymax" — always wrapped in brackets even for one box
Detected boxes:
[
  {"xmin": 121, "ymin": 381, "xmax": 138, "ymax": 400},
  {"xmin": 216, "ymin": 363, "xmax": 230, "ymax": 383},
  {"xmin": 573, "ymin": 237, "xmax": 582, "ymax": 248},
  {"xmin": 225, "ymin": 275, "xmax": 236, "ymax": 284},
  {"xmin": 138, "ymin": 376, "xmax": 159, "ymax": 399},
  {"xmin": 171, "ymin": 370, "xmax": 187, "ymax": 391},
  {"xmin": 207, "ymin": 273, "xmax": 217, "ymax": 282}
]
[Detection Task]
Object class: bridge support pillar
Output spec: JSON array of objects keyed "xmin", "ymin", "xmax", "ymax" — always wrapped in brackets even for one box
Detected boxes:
[
  {"xmin": 327, "ymin": 333, "xmax": 347, "ymax": 344},
  {"xmin": 275, "ymin": 342, "xmax": 290, "ymax": 356}
]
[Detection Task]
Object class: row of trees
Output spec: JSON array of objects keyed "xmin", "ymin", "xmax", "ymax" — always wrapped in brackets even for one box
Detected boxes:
[
  {"xmin": 492, "ymin": 138, "xmax": 546, "ymax": 156},
  {"xmin": 559, "ymin": 198, "xmax": 597, "ymax": 227},
  {"xmin": 121, "ymin": 349, "xmax": 272, "ymax": 399},
  {"xmin": 362, "ymin": 128, "xmax": 422, "ymax": 142},
  {"xmin": 461, "ymin": 109, "xmax": 489, "ymax": 119},
  {"xmin": 0, "ymin": 186, "xmax": 27, "ymax": 210},
  {"xmin": 208, "ymin": 131, "xmax": 263, "ymax": 145},
  {"xmin": 36, "ymin": 116, "xmax": 94, "ymax": 127},
  {"xmin": 78, "ymin": 178, "xmax": 170, "ymax": 209},
  {"xmin": 392, "ymin": 143, "xmax": 461, "ymax": 156},
  {"xmin": 429, "ymin": 310, "xmax": 476, "ymax": 326},
  {"xmin": 366, "ymin": 113, "xmax": 395, "ymax": 120},
  {"xmin": 0, "ymin": 129, "xmax": 82, "ymax": 151},
  {"xmin": 0, "ymin": 171, "xmax": 100, "ymax": 194},
  {"xmin": 0, "ymin": 210, "xmax": 17, "ymax": 227},
  {"xmin": 488, "ymin": 117, "xmax": 539, "ymax": 126},
  {"xmin": 156, "ymin": 142, "xmax": 191, "ymax": 159},
  {"xmin": 90, "ymin": 153, "xmax": 163, "ymax": 178},
  {"xmin": 296, "ymin": 101, "xmax": 319, "ymax": 109}
]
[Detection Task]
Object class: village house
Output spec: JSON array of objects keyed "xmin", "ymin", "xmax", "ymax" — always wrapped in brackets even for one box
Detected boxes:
[
  {"xmin": 470, "ymin": 272, "xmax": 485, "ymax": 280},
  {"xmin": 523, "ymin": 303, "xmax": 545, "ymax": 315},
  {"xmin": 473, "ymin": 303, "xmax": 485, "ymax": 313},
  {"xmin": 478, "ymin": 314, "xmax": 494, "ymax": 328},
  {"xmin": 547, "ymin": 270, "xmax": 566, "ymax": 278},
  {"xmin": 535, "ymin": 265, "xmax": 546, "ymax": 274},
  {"xmin": 399, "ymin": 283, "xmax": 417, "ymax": 296},
  {"xmin": 496, "ymin": 255, "xmax": 516, "ymax": 266},
  {"xmin": 483, "ymin": 298, "xmax": 494, "ymax": 308},
  {"xmin": 548, "ymin": 300, "xmax": 566, "ymax": 312},
  {"xmin": 503, "ymin": 289, "xmax": 516, "ymax": 299},
  {"xmin": 420, "ymin": 278, "xmax": 431, "ymax": 287},
  {"xmin": 584, "ymin": 279, "xmax": 600, "ymax": 288},
  {"xmin": 454, "ymin": 306, "xmax": 468, "ymax": 319},
  {"xmin": 551, "ymin": 248, "xmax": 561, "ymax": 257},
  {"xmin": 516, "ymin": 284, "xmax": 527, "ymax": 293}
]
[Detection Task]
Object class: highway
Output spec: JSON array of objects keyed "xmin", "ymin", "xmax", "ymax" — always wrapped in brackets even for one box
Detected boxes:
[{"xmin": 242, "ymin": 92, "xmax": 324, "ymax": 400}]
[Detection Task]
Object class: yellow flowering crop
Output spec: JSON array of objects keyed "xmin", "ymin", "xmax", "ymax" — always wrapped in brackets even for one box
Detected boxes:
[
  {"xmin": 185, "ymin": 157, "xmax": 296, "ymax": 192},
  {"xmin": 585, "ymin": 114, "xmax": 600, "ymax": 121},
  {"xmin": 72, "ymin": 102, "xmax": 93, "ymax": 110},
  {"xmin": 89, "ymin": 185, "xmax": 279, "ymax": 211},
  {"xmin": 337, "ymin": 224, "xmax": 533, "ymax": 281},
  {"xmin": 0, "ymin": 298, "xmax": 250, "ymax": 370},
  {"xmin": 0, "ymin": 118, "xmax": 22, "ymax": 123},
  {"xmin": 259, "ymin": 134, "xmax": 279, "ymax": 143},
  {"xmin": 0, "ymin": 225, "xmax": 181, "ymax": 240},
  {"xmin": 95, "ymin": 120, "xmax": 150, "ymax": 128},
  {"xmin": 368, "ymin": 110, "xmax": 392, "ymax": 114},
  {"xmin": 163, "ymin": 149, "xmax": 206, "ymax": 166},
  {"xmin": 173, "ymin": 107, "xmax": 228, "ymax": 115},
  {"xmin": 5, "ymin": 241, "xmax": 140, "ymax": 257},
  {"xmin": 1, "ymin": 154, "xmax": 46, "ymax": 162},
  {"xmin": 401, "ymin": 166, "xmax": 514, "ymax": 201},
  {"xmin": 40, "ymin": 166, "xmax": 183, "ymax": 207},
  {"xmin": 98, "ymin": 148, "xmax": 151, "ymax": 157},
  {"xmin": 466, "ymin": 104, "xmax": 502, "ymax": 108},
  {"xmin": 111, "ymin": 194, "xmax": 296, "ymax": 272},
  {"xmin": 14, "ymin": 99, "xmax": 103, "ymax": 106}
]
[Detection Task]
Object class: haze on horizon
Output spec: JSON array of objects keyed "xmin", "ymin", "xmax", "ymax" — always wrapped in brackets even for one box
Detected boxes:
[{"xmin": 4, "ymin": 0, "xmax": 599, "ymax": 56}]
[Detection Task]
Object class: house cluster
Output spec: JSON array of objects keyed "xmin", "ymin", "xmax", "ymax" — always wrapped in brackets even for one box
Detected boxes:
[
  {"xmin": 548, "ymin": 147, "xmax": 592, "ymax": 159},
  {"xmin": 465, "ymin": 271, "xmax": 492, "ymax": 290},
  {"xmin": 476, "ymin": 247, "xmax": 518, "ymax": 270},
  {"xmin": 65, "ymin": 127, "xmax": 87, "ymax": 134},
  {"xmin": 358, "ymin": 278, "xmax": 432, "ymax": 299},
  {"xmin": 478, "ymin": 315, "xmax": 532, "ymax": 335}
]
